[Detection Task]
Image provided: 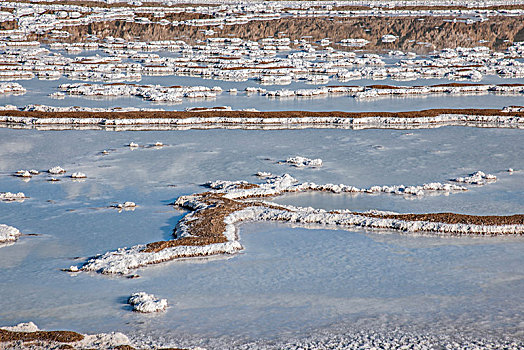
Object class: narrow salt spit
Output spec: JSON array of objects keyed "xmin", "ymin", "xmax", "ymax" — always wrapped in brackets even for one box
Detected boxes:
[
  {"xmin": 80, "ymin": 241, "xmax": 243, "ymax": 275},
  {"xmin": 128, "ymin": 292, "xmax": 168, "ymax": 313},
  {"xmin": 0, "ymin": 224, "xmax": 21, "ymax": 243},
  {"xmin": 209, "ymin": 172, "xmax": 472, "ymax": 198},
  {"xmin": 284, "ymin": 156, "xmax": 323, "ymax": 168}
]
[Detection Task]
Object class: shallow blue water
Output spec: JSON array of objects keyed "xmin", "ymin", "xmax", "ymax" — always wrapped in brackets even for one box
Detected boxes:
[{"xmin": 0, "ymin": 127, "xmax": 522, "ymax": 344}]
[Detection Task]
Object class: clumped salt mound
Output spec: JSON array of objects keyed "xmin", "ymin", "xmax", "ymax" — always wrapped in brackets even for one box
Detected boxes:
[
  {"xmin": 256, "ymin": 171, "xmax": 274, "ymax": 178},
  {"xmin": 14, "ymin": 170, "xmax": 32, "ymax": 178},
  {"xmin": 48, "ymin": 166, "xmax": 66, "ymax": 174},
  {"xmin": 0, "ymin": 224, "xmax": 21, "ymax": 243},
  {"xmin": 451, "ymin": 170, "xmax": 497, "ymax": 184},
  {"xmin": 0, "ymin": 192, "xmax": 26, "ymax": 202},
  {"xmin": 113, "ymin": 202, "xmax": 137, "ymax": 210},
  {"xmin": 0, "ymin": 82, "xmax": 26, "ymax": 95},
  {"xmin": 128, "ymin": 292, "xmax": 168, "ymax": 313},
  {"xmin": 0, "ymin": 322, "xmax": 38, "ymax": 332},
  {"xmin": 285, "ymin": 156, "xmax": 323, "ymax": 168},
  {"xmin": 71, "ymin": 172, "xmax": 86, "ymax": 178}
]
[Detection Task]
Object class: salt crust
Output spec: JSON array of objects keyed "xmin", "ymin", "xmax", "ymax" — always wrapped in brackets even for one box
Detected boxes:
[
  {"xmin": 113, "ymin": 201, "xmax": 137, "ymax": 210},
  {"xmin": 0, "ymin": 192, "xmax": 26, "ymax": 202},
  {"xmin": 14, "ymin": 170, "xmax": 32, "ymax": 178},
  {"xmin": 60, "ymin": 83, "xmax": 222, "ymax": 103},
  {"xmin": 0, "ymin": 224, "xmax": 21, "ymax": 243},
  {"xmin": 71, "ymin": 172, "xmax": 86, "ymax": 178},
  {"xmin": 207, "ymin": 173, "xmax": 469, "ymax": 198},
  {"xmin": 0, "ymin": 322, "xmax": 130, "ymax": 349},
  {"xmin": 451, "ymin": 170, "xmax": 497, "ymax": 184},
  {"xmin": 285, "ymin": 156, "xmax": 323, "ymax": 167},
  {"xmin": 1, "ymin": 113, "xmax": 523, "ymax": 131},
  {"xmin": 264, "ymin": 84, "xmax": 524, "ymax": 99},
  {"xmin": 78, "ymin": 171, "xmax": 517, "ymax": 275},
  {"xmin": 48, "ymin": 166, "xmax": 66, "ymax": 174},
  {"xmin": 0, "ymin": 82, "xmax": 26, "ymax": 95},
  {"xmin": 128, "ymin": 292, "xmax": 168, "ymax": 313}
]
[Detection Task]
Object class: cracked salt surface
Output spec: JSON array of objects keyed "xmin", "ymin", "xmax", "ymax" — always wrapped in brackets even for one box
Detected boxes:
[{"xmin": 0, "ymin": 127, "xmax": 522, "ymax": 348}]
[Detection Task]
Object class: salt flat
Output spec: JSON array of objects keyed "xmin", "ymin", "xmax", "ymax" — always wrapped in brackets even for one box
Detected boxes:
[
  {"xmin": 0, "ymin": 0, "xmax": 523, "ymax": 349},
  {"xmin": 0, "ymin": 127, "xmax": 522, "ymax": 348}
]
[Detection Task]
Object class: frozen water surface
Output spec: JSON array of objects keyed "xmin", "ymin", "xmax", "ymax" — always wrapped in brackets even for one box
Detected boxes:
[{"xmin": 0, "ymin": 127, "xmax": 522, "ymax": 347}]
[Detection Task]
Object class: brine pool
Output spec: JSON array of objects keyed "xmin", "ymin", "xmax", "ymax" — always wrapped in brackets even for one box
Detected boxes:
[{"xmin": 0, "ymin": 126, "xmax": 523, "ymax": 348}]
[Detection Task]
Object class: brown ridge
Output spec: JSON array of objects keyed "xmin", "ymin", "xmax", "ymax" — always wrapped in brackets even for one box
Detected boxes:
[
  {"xmin": 2, "ymin": 108, "xmax": 524, "ymax": 120},
  {"xmin": 143, "ymin": 193, "xmax": 249, "ymax": 253},
  {"xmin": 361, "ymin": 212, "xmax": 524, "ymax": 226},
  {"xmin": 34, "ymin": 15, "xmax": 524, "ymax": 53},
  {"xmin": 0, "ymin": 329, "xmax": 84, "ymax": 343}
]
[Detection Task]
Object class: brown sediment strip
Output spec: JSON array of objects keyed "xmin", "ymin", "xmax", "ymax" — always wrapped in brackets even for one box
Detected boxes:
[
  {"xmin": 0, "ymin": 329, "xmax": 84, "ymax": 343},
  {"xmin": 2, "ymin": 108, "xmax": 524, "ymax": 121},
  {"xmin": 34, "ymin": 15, "xmax": 524, "ymax": 52},
  {"xmin": 356, "ymin": 212, "xmax": 524, "ymax": 226},
  {"xmin": 0, "ymin": 20, "xmax": 17, "ymax": 30}
]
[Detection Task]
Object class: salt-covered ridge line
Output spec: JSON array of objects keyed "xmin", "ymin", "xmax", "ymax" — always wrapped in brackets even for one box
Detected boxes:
[
  {"xmin": 262, "ymin": 83, "xmax": 524, "ymax": 99},
  {"xmin": 217, "ymin": 172, "xmax": 471, "ymax": 197},
  {"xmin": 77, "ymin": 172, "xmax": 522, "ymax": 275},
  {"xmin": 1, "ymin": 108, "xmax": 524, "ymax": 131}
]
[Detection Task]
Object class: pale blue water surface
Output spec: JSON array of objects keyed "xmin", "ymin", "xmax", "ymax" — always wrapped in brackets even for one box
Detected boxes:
[{"xmin": 0, "ymin": 127, "xmax": 522, "ymax": 347}]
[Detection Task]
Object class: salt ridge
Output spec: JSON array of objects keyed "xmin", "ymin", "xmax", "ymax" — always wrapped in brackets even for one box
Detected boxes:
[
  {"xmin": 76, "ymin": 171, "xmax": 519, "ymax": 275},
  {"xmin": 1, "ymin": 112, "xmax": 523, "ymax": 131}
]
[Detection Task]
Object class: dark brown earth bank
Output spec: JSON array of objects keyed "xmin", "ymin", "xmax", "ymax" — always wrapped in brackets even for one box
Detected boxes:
[
  {"xmin": 2, "ymin": 108, "xmax": 524, "ymax": 120},
  {"xmin": 34, "ymin": 16, "xmax": 524, "ymax": 53}
]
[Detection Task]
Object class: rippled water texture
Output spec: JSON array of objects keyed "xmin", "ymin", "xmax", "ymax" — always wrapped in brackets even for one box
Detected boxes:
[{"xmin": 0, "ymin": 127, "xmax": 522, "ymax": 347}]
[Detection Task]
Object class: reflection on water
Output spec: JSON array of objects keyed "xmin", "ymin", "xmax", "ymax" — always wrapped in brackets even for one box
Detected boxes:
[{"xmin": 0, "ymin": 127, "xmax": 522, "ymax": 345}]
